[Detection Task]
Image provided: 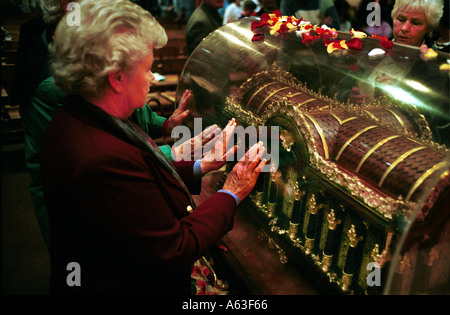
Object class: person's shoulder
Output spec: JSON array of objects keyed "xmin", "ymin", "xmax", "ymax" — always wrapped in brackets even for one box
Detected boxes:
[
  {"xmin": 55, "ymin": 110, "xmax": 145, "ymax": 163},
  {"xmin": 321, "ymin": 0, "xmax": 336, "ymax": 8},
  {"xmin": 186, "ymin": 7, "xmax": 210, "ymax": 30},
  {"xmin": 34, "ymin": 76, "xmax": 66, "ymax": 104},
  {"xmin": 188, "ymin": 5, "xmax": 208, "ymax": 20}
]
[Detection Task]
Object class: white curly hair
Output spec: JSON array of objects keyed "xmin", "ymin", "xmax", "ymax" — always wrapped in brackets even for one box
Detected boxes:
[
  {"xmin": 391, "ymin": 0, "xmax": 444, "ymax": 32},
  {"xmin": 50, "ymin": 0, "xmax": 168, "ymax": 99}
]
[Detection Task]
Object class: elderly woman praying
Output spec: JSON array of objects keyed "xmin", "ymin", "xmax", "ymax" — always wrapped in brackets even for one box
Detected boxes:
[{"xmin": 41, "ymin": 0, "xmax": 266, "ymax": 294}]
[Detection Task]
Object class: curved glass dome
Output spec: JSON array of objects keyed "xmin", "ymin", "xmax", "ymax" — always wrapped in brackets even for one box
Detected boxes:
[{"xmin": 174, "ymin": 16, "xmax": 450, "ymax": 294}]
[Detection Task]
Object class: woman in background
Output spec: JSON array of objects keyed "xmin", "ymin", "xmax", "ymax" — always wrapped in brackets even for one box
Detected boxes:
[{"xmin": 391, "ymin": 0, "xmax": 444, "ymax": 47}]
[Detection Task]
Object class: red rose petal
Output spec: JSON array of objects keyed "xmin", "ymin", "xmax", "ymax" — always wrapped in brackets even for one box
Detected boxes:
[
  {"xmin": 261, "ymin": 13, "xmax": 270, "ymax": 22},
  {"xmin": 321, "ymin": 29, "xmax": 337, "ymax": 41},
  {"xmin": 273, "ymin": 10, "xmax": 282, "ymax": 17},
  {"xmin": 251, "ymin": 21, "xmax": 261, "ymax": 31},
  {"xmin": 347, "ymin": 37, "xmax": 362, "ymax": 50},
  {"xmin": 302, "ymin": 33, "xmax": 320, "ymax": 44},
  {"xmin": 202, "ymin": 268, "xmax": 210, "ymax": 277},
  {"xmin": 332, "ymin": 42, "xmax": 342, "ymax": 49},
  {"xmin": 252, "ymin": 34, "xmax": 264, "ymax": 42},
  {"xmin": 278, "ymin": 23, "xmax": 288, "ymax": 33},
  {"xmin": 381, "ymin": 39, "xmax": 393, "ymax": 49}
]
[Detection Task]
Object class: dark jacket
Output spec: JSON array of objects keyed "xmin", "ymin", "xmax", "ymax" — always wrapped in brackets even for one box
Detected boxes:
[
  {"xmin": 41, "ymin": 96, "xmax": 236, "ymax": 294},
  {"xmin": 9, "ymin": 16, "xmax": 53, "ymax": 107}
]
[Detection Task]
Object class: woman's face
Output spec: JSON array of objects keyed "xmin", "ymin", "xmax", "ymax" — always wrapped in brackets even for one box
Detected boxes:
[
  {"xmin": 393, "ymin": 9, "xmax": 429, "ymax": 47},
  {"xmin": 122, "ymin": 51, "xmax": 155, "ymax": 117}
]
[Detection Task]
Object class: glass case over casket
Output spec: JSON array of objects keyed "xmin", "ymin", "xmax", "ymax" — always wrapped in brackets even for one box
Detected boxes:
[{"xmin": 173, "ymin": 16, "xmax": 450, "ymax": 294}]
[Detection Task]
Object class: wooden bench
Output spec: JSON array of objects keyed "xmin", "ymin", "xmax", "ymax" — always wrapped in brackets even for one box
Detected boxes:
[
  {"xmin": 2, "ymin": 50, "xmax": 18, "ymax": 64},
  {"xmin": 1, "ymin": 62, "xmax": 25, "ymax": 145},
  {"xmin": 156, "ymin": 17, "xmax": 187, "ymax": 30},
  {"xmin": 2, "ymin": 40, "xmax": 19, "ymax": 51},
  {"xmin": 151, "ymin": 73, "xmax": 180, "ymax": 92},
  {"xmin": 1, "ymin": 35, "xmax": 24, "ymax": 144},
  {"xmin": 150, "ymin": 30, "xmax": 188, "ymax": 103},
  {"xmin": 154, "ymin": 43, "xmax": 187, "ymax": 59},
  {"xmin": 152, "ymin": 56, "xmax": 187, "ymax": 76},
  {"xmin": 1, "ymin": 63, "xmax": 15, "ymax": 109}
]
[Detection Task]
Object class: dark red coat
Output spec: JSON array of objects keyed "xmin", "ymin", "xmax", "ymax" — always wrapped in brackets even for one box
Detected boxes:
[{"xmin": 41, "ymin": 96, "xmax": 236, "ymax": 294}]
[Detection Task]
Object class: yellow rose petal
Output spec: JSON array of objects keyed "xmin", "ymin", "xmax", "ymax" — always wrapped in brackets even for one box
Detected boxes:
[
  {"xmin": 424, "ymin": 48, "xmax": 438, "ymax": 59},
  {"xmin": 350, "ymin": 28, "xmax": 367, "ymax": 38},
  {"xmin": 439, "ymin": 63, "xmax": 450, "ymax": 72},
  {"xmin": 327, "ymin": 43, "xmax": 337, "ymax": 54}
]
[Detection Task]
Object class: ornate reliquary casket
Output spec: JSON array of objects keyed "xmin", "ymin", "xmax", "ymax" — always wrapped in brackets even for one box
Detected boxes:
[{"xmin": 174, "ymin": 17, "xmax": 450, "ymax": 294}]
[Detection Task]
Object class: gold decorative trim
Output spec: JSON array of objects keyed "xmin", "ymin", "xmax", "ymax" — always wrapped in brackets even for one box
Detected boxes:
[
  {"xmin": 335, "ymin": 126, "xmax": 378, "ymax": 161},
  {"xmin": 306, "ymin": 193, "xmax": 322, "ymax": 215},
  {"xmin": 295, "ymin": 98, "xmax": 316, "ymax": 108},
  {"xmin": 378, "ymin": 146, "xmax": 427, "ymax": 187},
  {"xmin": 322, "ymin": 254, "xmax": 333, "ymax": 272},
  {"xmin": 304, "ymin": 113, "xmax": 330, "ymax": 159},
  {"xmin": 329, "ymin": 114, "xmax": 358, "ymax": 126},
  {"xmin": 286, "ymin": 92, "xmax": 303, "ymax": 98},
  {"xmin": 259, "ymin": 106, "xmax": 416, "ymax": 219},
  {"xmin": 305, "ymin": 237, "xmax": 314, "ymax": 255},
  {"xmin": 370, "ymin": 244, "xmax": 381, "ymax": 264},
  {"xmin": 267, "ymin": 202, "xmax": 276, "ymax": 217},
  {"xmin": 327, "ymin": 209, "xmax": 341, "ymax": 230},
  {"xmin": 386, "ymin": 108, "xmax": 405, "ymax": 128},
  {"xmin": 341, "ymin": 117, "xmax": 358, "ymax": 125},
  {"xmin": 363, "ymin": 110, "xmax": 377, "ymax": 121},
  {"xmin": 235, "ymin": 64, "xmax": 444, "ymax": 155},
  {"xmin": 355, "ymin": 135, "xmax": 400, "ymax": 173},
  {"xmin": 405, "ymin": 161, "xmax": 448, "ymax": 201},
  {"xmin": 248, "ymin": 81, "xmax": 277, "ymax": 109},
  {"xmin": 341, "ymin": 272, "xmax": 353, "ymax": 293},
  {"xmin": 224, "ymin": 96, "xmax": 262, "ymax": 126},
  {"xmin": 255, "ymin": 191, "xmax": 263, "ymax": 207},
  {"xmin": 225, "ymin": 64, "xmax": 448, "ymax": 219},
  {"xmin": 347, "ymin": 224, "xmax": 363, "ymax": 248},
  {"xmin": 289, "ymin": 222, "xmax": 299, "ymax": 240},
  {"xmin": 329, "ymin": 113, "xmax": 343, "ymax": 124},
  {"xmin": 257, "ymin": 86, "xmax": 290, "ymax": 112}
]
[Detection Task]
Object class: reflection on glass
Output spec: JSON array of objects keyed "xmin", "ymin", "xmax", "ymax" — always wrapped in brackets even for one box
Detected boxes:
[{"xmin": 178, "ymin": 17, "xmax": 450, "ymax": 294}]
